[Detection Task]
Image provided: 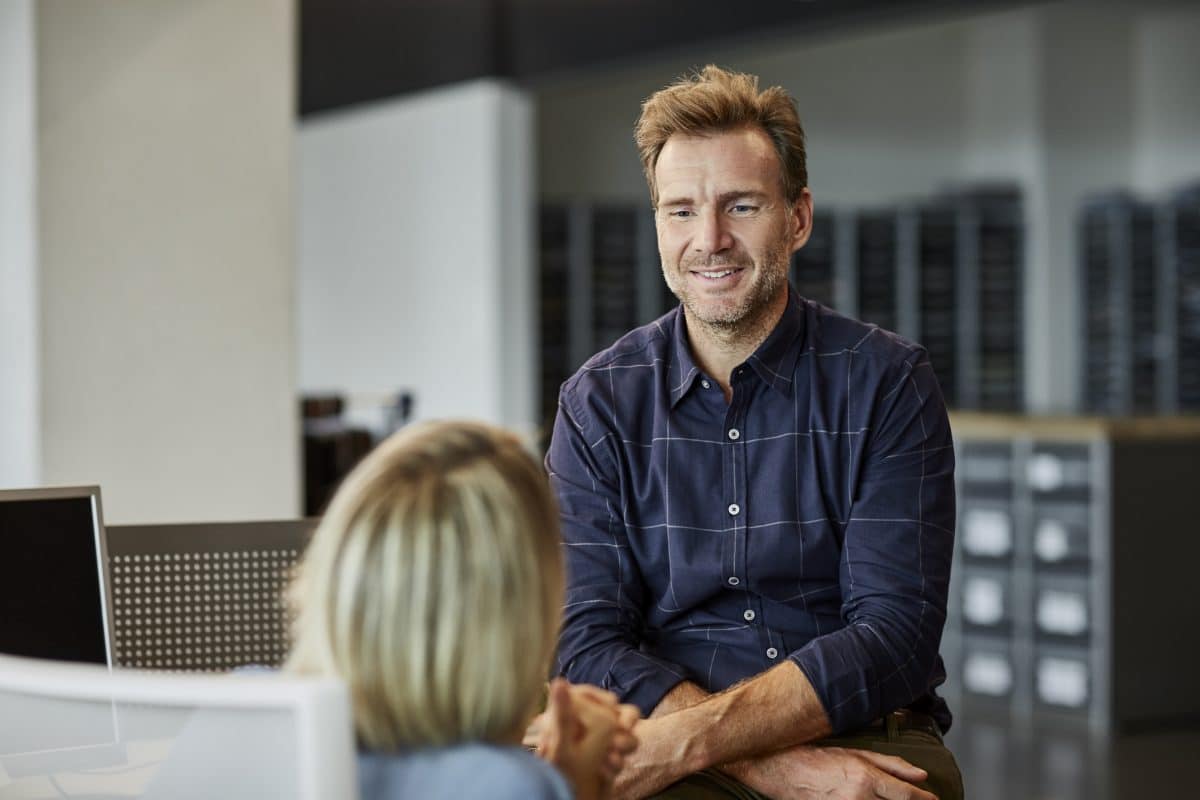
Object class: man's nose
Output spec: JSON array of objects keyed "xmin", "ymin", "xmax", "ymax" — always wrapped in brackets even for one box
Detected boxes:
[{"xmin": 694, "ymin": 209, "xmax": 732, "ymax": 255}]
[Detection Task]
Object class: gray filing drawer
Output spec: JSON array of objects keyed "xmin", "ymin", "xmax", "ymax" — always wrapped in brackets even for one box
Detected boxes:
[
  {"xmin": 1026, "ymin": 443, "xmax": 1091, "ymax": 498},
  {"xmin": 960, "ymin": 503, "xmax": 1015, "ymax": 562},
  {"xmin": 962, "ymin": 635, "xmax": 1016, "ymax": 700},
  {"xmin": 1033, "ymin": 574, "xmax": 1091, "ymax": 642},
  {"xmin": 961, "ymin": 567, "xmax": 1015, "ymax": 632},
  {"xmin": 1031, "ymin": 503, "xmax": 1091, "ymax": 567},
  {"xmin": 1034, "ymin": 646, "xmax": 1092, "ymax": 712}
]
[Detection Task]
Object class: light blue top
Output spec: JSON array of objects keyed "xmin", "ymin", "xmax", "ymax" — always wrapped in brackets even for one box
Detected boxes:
[{"xmin": 358, "ymin": 742, "xmax": 573, "ymax": 800}]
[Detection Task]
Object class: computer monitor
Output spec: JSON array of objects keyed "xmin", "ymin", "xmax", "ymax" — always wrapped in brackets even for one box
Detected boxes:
[{"xmin": 0, "ymin": 486, "xmax": 113, "ymax": 666}]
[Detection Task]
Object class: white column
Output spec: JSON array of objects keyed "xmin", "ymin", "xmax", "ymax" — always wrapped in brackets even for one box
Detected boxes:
[
  {"xmin": 0, "ymin": 0, "xmax": 40, "ymax": 488},
  {"xmin": 1131, "ymin": 6, "xmax": 1200, "ymax": 194},
  {"xmin": 35, "ymin": 0, "xmax": 299, "ymax": 523},
  {"xmin": 298, "ymin": 80, "xmax": 537, "ymax": 435}
]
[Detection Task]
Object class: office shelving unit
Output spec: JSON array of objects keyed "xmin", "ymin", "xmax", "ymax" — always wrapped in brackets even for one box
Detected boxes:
[
  {"xmin": 539, "ymin": 188, "xmax": 1027, "ymax": 434},
  {"xmin": 1159, "ymin": 183, "xmax": 1200, "ymax": 413},
  {"xmin": 898, "ymin": 204, "xmax": 961, "ymax": 408},
  {"xmin": 855, "ymin": 209, "xmax": 900, "ymax": 333},
  {"xmin": 942, "ymin": 413, "xmax": 1200, "ymax": 734},
  {"xmin": 789, "ymin": 209, "xmax": 841, "ymax": 310},
  {"xmin": 537, "ymin": 202, "xmax": 661, "ymax": 437},
  {"xmin": 956, "ymin": 187, "xmax": 1024, "ymax": 412},
  {"xmin": 1078, "ymin": 193, "xmax": 1160, "ymax": 415}
]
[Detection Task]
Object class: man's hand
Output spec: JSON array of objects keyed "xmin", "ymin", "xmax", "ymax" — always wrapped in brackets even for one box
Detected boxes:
[
  {"xmin": 726, "ymin": 744, "xmax": 936, "ymax": 800},
  {"xmin": 528, "ymin": 679, "xmax": 640, "ymax": 800}
]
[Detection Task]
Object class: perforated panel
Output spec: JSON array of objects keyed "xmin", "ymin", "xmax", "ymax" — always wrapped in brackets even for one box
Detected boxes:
[{"xmin": 105, "ymin": 520, "xmax": 316, "ymax": 672}]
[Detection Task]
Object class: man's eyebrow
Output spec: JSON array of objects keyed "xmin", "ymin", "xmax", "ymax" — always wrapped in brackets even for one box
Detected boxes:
[
  {"xmin": 658, "ymin": 189, "xmax": 769, "ymax": 208},
  {"xmin": 716, "ymin": 190, "xmax": 769, "ymax": 205}
]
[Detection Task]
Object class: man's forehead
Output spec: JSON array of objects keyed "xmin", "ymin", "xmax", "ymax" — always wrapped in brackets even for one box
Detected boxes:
[{"xmin": 655, "ymin": 128, "xmax": 783, "ymax": 198}]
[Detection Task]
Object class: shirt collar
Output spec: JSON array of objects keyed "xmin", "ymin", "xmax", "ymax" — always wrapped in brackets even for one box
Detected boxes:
[{"xmin": 668, "ymin": 288, "xmax": 807, "ymax": 408}]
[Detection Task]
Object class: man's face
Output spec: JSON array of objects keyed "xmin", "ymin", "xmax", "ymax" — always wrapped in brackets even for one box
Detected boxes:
[{"xmin": 654, "ymin": 126, "xmax": 812, "ymax": 331}]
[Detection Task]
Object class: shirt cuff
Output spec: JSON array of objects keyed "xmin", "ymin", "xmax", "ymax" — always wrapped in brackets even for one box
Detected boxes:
[
  {"xmin": 788, "ymin": 642, "xmax": 876, "ymax": 734},
  {"xmin": 609, "ymin": 657, "xmax": 688, "ymax": 717}
]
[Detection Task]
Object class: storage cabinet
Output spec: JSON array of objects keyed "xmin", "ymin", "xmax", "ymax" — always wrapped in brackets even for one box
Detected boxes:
[{"xmin": 943, "ymin": 414, "xmax": 1200, "ymax": 733}]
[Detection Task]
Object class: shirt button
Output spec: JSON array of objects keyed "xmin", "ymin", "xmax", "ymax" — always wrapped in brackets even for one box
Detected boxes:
[
  {"xmin": 727, "ymin": 576, "xmax": 740, "ymax": 586},
  {"xmin": 701, "ymin": 379, "xmax": 711, "ymax": 389},
  {"xmin": 766, "ymin": 647, "xmax": 779, "ymax": 659},
  {"xmin": 743, "ymin": 609, "xmax": 756, "ymax": 622},
  {"xmin": 728, "ymin": 503, "xmax": 740, "ymax": 516},
  {"xmin": 727, "ymin": 428, "xmax": 740, "ymax": 440}
]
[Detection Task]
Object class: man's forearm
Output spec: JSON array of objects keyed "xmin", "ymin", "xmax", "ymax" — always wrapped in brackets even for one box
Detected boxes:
[{"xmin": 615, "ymin": 661, "xmax": 834, "ymax": 797}]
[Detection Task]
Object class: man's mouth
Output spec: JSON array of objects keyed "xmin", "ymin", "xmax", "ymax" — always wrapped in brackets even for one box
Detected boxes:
[{"xmin": 690, "ymin": 267, "xmax": 745, "ymax": 281}]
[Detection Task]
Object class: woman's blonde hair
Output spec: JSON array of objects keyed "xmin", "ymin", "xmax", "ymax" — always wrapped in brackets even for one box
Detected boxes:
[{"xmin": 286, "ymin": 420, "xmax": 563, "ymax": 751}]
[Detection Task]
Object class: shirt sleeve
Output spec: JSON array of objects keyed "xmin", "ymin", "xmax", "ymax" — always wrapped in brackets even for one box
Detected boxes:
[
  {"xmin": 789, "ymin": 349, "xmax": 956, "ymax": 733},
  {"xmin": 547, "ymin": 384, "xmax": 688, "ymax": 716}
]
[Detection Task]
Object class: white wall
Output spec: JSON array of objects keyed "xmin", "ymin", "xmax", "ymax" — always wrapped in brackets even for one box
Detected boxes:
[
  {"xmin": 34, "ymin": 0, "xmax": 298, "ymax": 523},
  {"xmin": 534, "ymin": 0, "xmax": 1200, "ymax": 413},
  {"xmin": 0, "ymin": 0, "xmax": 40, "ymax": 488},
  {"xmin": 298, "ymin": 80, "xmax": 537, "ymax": 433},
  {"xmin": 1131, "ymin": 7, "xmax": 1200, "ymax": 194},
  {"xmin": 537, "ymin": 18, "xmax": 971, "ymax": 207}
]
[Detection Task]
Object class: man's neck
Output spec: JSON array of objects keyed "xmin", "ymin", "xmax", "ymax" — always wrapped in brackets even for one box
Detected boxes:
[{"xmin": 684, "ymin": 290, "xmax": 788, "ymax": 403}]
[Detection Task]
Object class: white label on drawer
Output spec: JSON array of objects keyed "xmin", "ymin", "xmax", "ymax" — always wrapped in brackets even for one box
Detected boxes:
[
  {"xmin": 1036, "ymin": 590, "xmax": 1088, "ymax": 636},
  {"xmin": 1035, "ymin": 519, "xmax": 1071, "ymax": 562},
  {"xmin": 963, "ymin": 577, "xmax": 1005, "ymax": 625},
  {"xmin": 964, "ymin": 653, "xmax": 1013, "ymax": 696},
  {"xmin": 962, "ymin": 509, "xmax": 1012, "ymax": 557},
  {"xmin": 1037, "ymin": 657, "xmax": 1089, "ymax": 707},
  {"xmin": 1028, "ymin": 454, "xmax": 1065, "ymax": 491}
]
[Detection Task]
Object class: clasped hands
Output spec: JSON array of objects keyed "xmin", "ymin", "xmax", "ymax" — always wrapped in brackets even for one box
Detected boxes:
[{"xmin": 526, "ymin": 678, "xmax": 641, "ymax": 800}]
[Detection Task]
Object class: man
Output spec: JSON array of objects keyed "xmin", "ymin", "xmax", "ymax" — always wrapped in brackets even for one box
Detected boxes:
[{"xmin": 547, "ymin": 66, "xmax": 962, "ymax": 800}]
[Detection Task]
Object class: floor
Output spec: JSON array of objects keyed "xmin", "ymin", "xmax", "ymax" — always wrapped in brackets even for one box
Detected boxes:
[{"xmin": 945, "ymin": 708, "xmax": 1200, "ymax": 799}]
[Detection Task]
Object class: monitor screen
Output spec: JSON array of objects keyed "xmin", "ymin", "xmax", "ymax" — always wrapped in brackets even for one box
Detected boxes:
[{"xmin": 0, "ymin": 488, "xmax": 110, "ymax": 666}]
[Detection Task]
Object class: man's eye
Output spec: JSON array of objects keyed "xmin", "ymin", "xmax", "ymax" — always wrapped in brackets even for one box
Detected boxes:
[
  {"xmin": 669, "ymin": 209, "xmax": 694, "ymax": 218},
  {"xmin": 730, "ymin": 204, "xmax": 757, "ymax": 214}
]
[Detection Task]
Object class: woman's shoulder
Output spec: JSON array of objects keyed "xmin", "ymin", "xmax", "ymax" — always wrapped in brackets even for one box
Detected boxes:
[{"xmin": 359, "ymin": 743, "xmax": 572, "ymax": 800}]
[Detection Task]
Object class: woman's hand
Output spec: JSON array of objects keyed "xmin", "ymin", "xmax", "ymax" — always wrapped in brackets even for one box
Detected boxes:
[{"xmin": 528, "ymin": 679, "xmax": 640, "ymax": 800}]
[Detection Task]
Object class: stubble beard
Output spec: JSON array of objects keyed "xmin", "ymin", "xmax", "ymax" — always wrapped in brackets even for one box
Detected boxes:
[{"xmin": 665, "ymin": 240, "xmax": 791, "ymax": 345}]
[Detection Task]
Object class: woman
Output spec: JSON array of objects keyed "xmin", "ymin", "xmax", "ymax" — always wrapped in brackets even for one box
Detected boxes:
[{"xmin": 286, "ymin": 420, "xmax": 637, "ymax": 800}]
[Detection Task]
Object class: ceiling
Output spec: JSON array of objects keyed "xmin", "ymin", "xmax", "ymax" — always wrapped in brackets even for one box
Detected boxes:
[{"xmin": 299, "ymin": 0, "xmax": 1038, "ymax": 117}]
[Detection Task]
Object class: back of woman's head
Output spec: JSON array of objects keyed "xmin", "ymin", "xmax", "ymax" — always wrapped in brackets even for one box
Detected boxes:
[{"xmin": 286, "ymin": 420, "xmax": 563, "ymax": 751}]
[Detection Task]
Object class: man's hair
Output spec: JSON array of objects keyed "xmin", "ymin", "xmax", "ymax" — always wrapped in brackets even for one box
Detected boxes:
[
  {"xmin": 286, "ymin": 420, "xmax": 563, "ymax": 751},
  {"xmin": 635, "ymin": 64, "xmax": 808, "ymax": 206}
]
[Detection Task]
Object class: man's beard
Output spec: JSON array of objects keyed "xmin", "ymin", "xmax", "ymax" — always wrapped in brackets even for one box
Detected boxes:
[{"xmin": 665, "ymin": 241, "xmax": 790, "ymax": 332}]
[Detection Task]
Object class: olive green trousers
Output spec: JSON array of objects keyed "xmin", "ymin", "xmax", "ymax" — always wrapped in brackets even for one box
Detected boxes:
[{"xmin": 649, "ymin": 713, "xmax": 965, "ymax": 800}]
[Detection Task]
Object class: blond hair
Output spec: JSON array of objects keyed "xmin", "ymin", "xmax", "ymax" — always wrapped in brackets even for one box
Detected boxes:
[
  {"xmin": 635, "ymin": 64, "xmax": 808, "ymax": 206},
  {"xmin": 286, "ymin": 420, "xmax": 563, "ymax": 751}
]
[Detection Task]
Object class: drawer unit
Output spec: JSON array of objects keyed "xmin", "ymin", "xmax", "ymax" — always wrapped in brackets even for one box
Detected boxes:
[
  {"xmin": 960, "ymin": 504, "xmax": 1015, "ymax": 562},
  {"xmin": 943, "ymin": 413, "xmax": 1200, "ymax": 734},
  {"xmin": 1031, "ymin": 503, "xmax": 1091, "ymax": 568},
  {"xmin": 1034, "ymin": 647, "xmax": 1092, "ymax": 713},
  {"xmin": 959, "ymin": 441, "xmax": 1013, "ymax": 495},
  {"xmin": 961, "ymin": 635, "xmax": 1017, "ymax": 700},
  {"xmin": 1033, "ymin": 574, "xmax": 1091, "ymax": 642},
  {"xmin": 1026, "ymin": 443, "xmax": 1091, "ymax": 498},
  {"xmin": 961, "ymin": 568, "xmax": 1015, "ymax": 633}
]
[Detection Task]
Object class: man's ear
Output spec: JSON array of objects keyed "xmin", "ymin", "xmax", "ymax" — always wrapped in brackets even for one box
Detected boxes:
[{"xmin": 790, "ymin": 188, "xmax": 815, "ymax": 253}]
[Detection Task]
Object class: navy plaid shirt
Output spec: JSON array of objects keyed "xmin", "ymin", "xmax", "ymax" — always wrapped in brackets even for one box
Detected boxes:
[{"xmin": 547, "ymin": 289, "xmax": 955, "ymax": 734}]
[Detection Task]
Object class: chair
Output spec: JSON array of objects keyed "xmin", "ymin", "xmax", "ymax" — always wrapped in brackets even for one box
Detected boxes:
[
  {"xmin": 0, "ymin": 652, "xmax": 357, "ymax": 799},
  {"xmin": 104, "ymin": 520, "xmax": 317, "ymax": 672}
]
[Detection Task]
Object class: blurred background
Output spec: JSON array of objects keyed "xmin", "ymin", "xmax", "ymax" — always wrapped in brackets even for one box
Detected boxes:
[{"xmin": 2, "ymin": 1, "xmax": 1198, "ymax": 796}]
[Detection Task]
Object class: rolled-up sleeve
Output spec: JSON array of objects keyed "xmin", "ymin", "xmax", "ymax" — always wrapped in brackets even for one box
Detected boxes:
[
  {"xmin": 547, "ymin": 386, "xmax": 687, "ymax": 716},
  {"xmin": 789, "ymin": 350, "xmax": 955, "ymax": 733}
]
